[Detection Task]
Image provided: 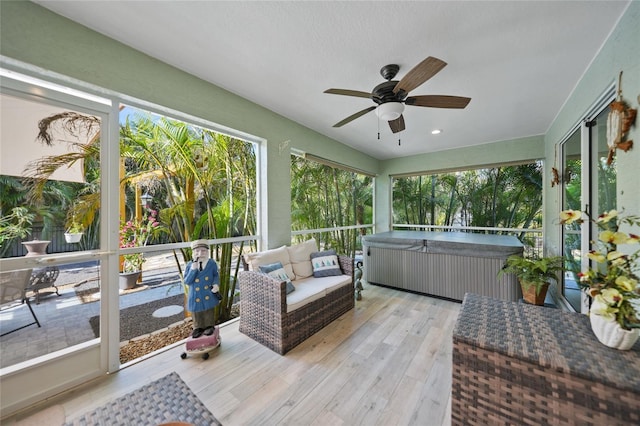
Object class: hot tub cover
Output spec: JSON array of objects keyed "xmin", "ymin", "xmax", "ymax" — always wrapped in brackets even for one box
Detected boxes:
[{"xmin": 362, "ymin": 231, "xmax": 524, "ymax": 258}]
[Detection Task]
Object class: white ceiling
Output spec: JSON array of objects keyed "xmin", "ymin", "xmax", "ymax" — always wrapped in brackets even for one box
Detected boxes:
[{"xmin": 34, "ymin": 1, "xmax": 629, "ymax": 160}]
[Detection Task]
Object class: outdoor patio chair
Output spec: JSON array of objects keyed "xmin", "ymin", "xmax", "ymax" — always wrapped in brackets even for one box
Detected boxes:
[
  {"xmin": 27, "ymin": 266, "xmax": 60, "ymax": 304},
  {"xmin": 0, "ymin": 269, "xmax": 41, "ymax": 337}
]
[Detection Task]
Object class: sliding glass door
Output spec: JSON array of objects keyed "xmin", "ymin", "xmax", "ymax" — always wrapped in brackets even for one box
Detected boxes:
[
  {"xmin": 561, "ymin": 127, "xmax": 582, "ymax": 311},
  {"xmin": 560, "ymin": 96, "xmax": 615, "ymax": 313},
  {"xmin": 0, "ymin": 68, "xmax": 118, "ymax": 414}
]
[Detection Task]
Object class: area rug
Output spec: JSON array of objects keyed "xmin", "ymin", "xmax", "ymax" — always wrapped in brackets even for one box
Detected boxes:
[
  {"xmin": 64, "ymin": 371, "xmax": 221, "ymax": 426},
  {"xmin": 89, "ymin": 294, "xmax": 185, "ymax": 341}
]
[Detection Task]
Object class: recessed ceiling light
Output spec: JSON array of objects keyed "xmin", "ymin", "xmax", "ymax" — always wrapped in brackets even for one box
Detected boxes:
[{"xmin": 431, "ymin": 129, "xmax": 442, "ymax": 135}]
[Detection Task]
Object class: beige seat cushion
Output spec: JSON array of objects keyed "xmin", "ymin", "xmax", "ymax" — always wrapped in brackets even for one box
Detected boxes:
[
  {"xmin": 287, "ymin": 238, "xmax": 317, "ymax": 279},
  {"xmin": 286, "ymin": 274, "xmax": 351, "ymax": 313}
]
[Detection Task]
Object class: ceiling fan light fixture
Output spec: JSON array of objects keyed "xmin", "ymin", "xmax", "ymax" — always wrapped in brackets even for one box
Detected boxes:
[{"xmin": 376, "ymin": 102, "xmax": 404, "ymax": 121}]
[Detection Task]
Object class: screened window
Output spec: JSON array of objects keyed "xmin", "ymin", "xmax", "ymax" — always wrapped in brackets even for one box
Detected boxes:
[
  {"xmin": 112, "ymin": 105, "xmax": 257, "ymax": 360},
  {"xmin": 0, "ymin": 79, "xmax": 258, "ymax": 369},
  {"xmin": 392, "ymin": 162, "xmax": 543, "ymax": 256},
  {"xmin": 290, "ymin": 154, "xmax": 373, "ymax": 256}
]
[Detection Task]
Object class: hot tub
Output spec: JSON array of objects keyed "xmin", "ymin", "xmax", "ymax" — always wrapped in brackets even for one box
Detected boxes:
[{"xmin": 362, "ymin": 231, "xmax": 524, "ymax": 301}]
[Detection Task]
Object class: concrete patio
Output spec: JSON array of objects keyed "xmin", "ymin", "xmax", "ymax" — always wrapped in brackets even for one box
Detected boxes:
[{"xmin": 0, "ymin": 258, "xmax": 185, "ymax": 369}]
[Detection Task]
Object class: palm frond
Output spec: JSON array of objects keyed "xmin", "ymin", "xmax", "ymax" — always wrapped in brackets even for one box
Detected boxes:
[{"xmin": 37, "ymin": 112, "xmax": 100, "ymax": 146}]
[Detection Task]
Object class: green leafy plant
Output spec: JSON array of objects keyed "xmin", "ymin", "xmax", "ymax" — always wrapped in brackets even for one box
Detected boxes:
[
  {"xmin": 560, "ymin": 209, "xmax": 640, "ymax": 329},
  {"xmin": 65, "ymin": 202, "xmax": 89, "ymax": 234},
  {"xmin": 65, "ymin": 220, "xmax": 85, "ymax": 234},
  {"xmin": 121, "ymin": 253, "xmax": 144, "ymax": 273},
  {"xmin": 0, "ymin": 207, "xmax": 35, "ymax": 245},
  {"xmin": 498, "ymin": 255, "xmax": 564, "ymax": 295}
]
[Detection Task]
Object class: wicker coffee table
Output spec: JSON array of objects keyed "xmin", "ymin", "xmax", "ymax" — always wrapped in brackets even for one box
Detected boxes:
[{"xmin": 452, "ymin": 293, "xmax": 640, "ymax": 425}]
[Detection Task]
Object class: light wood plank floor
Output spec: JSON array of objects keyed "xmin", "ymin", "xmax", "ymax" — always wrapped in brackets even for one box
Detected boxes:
[{"xmin": 5, "ymin": 284, "xmax": 461, "ymax": 426}]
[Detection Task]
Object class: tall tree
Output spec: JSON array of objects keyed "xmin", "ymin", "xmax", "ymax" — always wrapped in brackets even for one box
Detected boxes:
[
  {"xmin": 21, "ymin": 109, "xmax": 256, "ymax": 323},
  {"xmin": 392, "ymin": 163, "xmax": 543, "ymax": 249},
  {"xmin": 291, "ymin": 156, "xmax": 372, "ymax": 256}
]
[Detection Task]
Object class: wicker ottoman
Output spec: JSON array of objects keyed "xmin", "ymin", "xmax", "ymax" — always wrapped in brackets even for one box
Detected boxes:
[{"xmin": 452, "ymin": 293, "xmax": 640, "ymax": 425}]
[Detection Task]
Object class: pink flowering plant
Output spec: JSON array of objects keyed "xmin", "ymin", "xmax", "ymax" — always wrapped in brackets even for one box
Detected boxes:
[
  {"xmin": 119, "ymin": 209, "xmax": 162, "ymax": 273},
  {"xmin": 560, "ymin": 209, "xmax": 640, "ymax": 329}
]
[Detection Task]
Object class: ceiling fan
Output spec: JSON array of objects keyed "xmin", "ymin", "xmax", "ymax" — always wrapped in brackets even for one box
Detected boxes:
[{"xmin": 324, "ymin": 56, "xmax": 471, "ymax": 134}]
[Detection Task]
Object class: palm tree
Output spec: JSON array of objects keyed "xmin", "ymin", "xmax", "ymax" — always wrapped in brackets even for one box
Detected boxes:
[
  {"xmin": 120, "ymin": 112, "xmax": 256, "ymax": 322},
  {"xmin": 23, "ymin": 109, "xmax": 256, "ymax": 323}
]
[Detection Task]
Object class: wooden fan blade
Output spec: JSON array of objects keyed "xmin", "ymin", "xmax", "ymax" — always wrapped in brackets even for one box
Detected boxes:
[
  {"xmin": 333, "ymin": 106, "xmax": 376, "ymax": 127},
  {"xmin": 393, "ymin": 56, "xmax": 447, "ymax": 95},
  {"xmin": 324, "ymin": 88, "xmax": 372, "ymax": 99},
  {"xmin": 405, "ymin": 95, "xmax": 471, "ymax": 109},
  {"xmin": 388, "ymin": 115, "xmax": 405, "ymax": 134}
]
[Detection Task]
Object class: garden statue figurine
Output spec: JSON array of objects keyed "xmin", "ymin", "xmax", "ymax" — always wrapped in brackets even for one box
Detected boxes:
[
  {"xmin": 184, "ymin": 239, "xmax": 222, "ymax": 338},
  {"xmin": 354, "ymin": 260, "xmax": 364, "ymax": 300}
]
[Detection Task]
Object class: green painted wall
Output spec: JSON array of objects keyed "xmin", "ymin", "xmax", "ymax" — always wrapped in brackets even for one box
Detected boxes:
[
  {"xmin": 543, "ymin": 1, "xmax": 640, "ymax": 257},
  {"xmin": 0, "ymin": 1, "xmax": 379, "ymax": 248}
]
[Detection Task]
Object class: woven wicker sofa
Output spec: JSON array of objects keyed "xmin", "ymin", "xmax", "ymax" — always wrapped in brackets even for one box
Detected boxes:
[{"xmin": 239, "ymin": 239, "xmax": 354, "ymax": 355}]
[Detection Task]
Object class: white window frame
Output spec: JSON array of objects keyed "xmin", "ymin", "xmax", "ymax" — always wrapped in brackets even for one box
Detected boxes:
[{"xmin": 0, "ymin": 59, "xmax": 264, "ymax": 413}]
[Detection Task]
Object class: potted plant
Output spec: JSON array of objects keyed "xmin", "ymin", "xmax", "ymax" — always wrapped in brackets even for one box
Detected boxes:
[
  {"xmin": 64, "ymin": 203, "xmax": 88, "ymax": 244},
  {"xmin": 560, "ymin": 209, "xmax": 640, "ymax": 350},
  {"xmin": 498, "ymin": 254, "xmax": 564, "ymax": 305},
  {"xmin": 119, "ymin": 252, "xmax": 145, "ymax": 290},
  {"xmin": 64, "ymin": 221, "xmax": 85, "ymax": 243},
  {"xmin": 118, "ymin": 209, "xmax": 161, "ymax": 290}
]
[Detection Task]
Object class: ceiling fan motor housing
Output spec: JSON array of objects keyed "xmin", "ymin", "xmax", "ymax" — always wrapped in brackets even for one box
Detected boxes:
[{"xmin": 372, "ymin": 80, "xmax": 407, "ymax": 105}]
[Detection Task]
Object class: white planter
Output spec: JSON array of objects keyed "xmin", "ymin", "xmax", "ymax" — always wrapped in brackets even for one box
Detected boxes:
[
  {"xmin": 590, "ymin": 313, "xmax": 640, "ymax": 350},
  {"xmin": 64, "ymin": 232, "xmax": 83, "ymax": 243}
]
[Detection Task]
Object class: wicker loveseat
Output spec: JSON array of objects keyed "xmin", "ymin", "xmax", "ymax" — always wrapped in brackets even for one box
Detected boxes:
[{"xmin": 239, "ymin": 239, "xmax": 354, "ymax": 354}]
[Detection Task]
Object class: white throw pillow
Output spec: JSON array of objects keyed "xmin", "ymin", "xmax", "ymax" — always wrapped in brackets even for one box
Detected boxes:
[
  {"xmin": 310, "ymin": 249, "xmax": 343, "ymax": 277},
  {"xmin": 287, "ymin": 238, "xmax": 317, "ymax": 279}
]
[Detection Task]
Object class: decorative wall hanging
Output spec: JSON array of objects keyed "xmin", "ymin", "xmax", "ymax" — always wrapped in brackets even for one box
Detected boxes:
[
  {"xmin": 551, "ymin": 145, "xmax": 560, "ymax": 188},
  {"xmin": 606, "ymin": 71, "xmax": 637, "ymax": 165},
  {"xmin": 551, "ymin": 144, "xmax": 560, "ymax": 187},
  {"xmin": 551, "ymin": 166, "xmax": 560, "ymax": 187}
]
